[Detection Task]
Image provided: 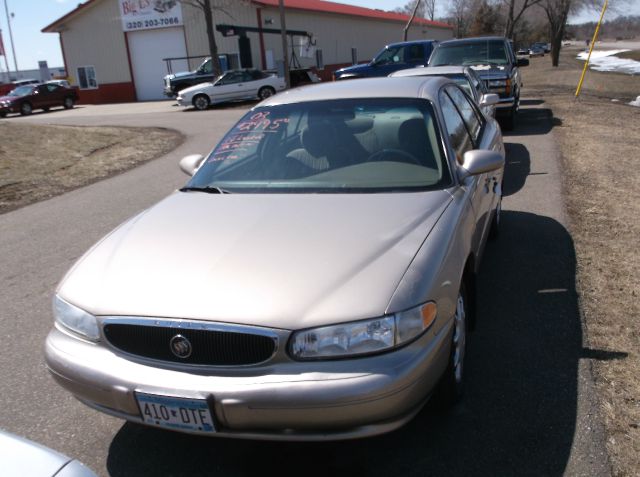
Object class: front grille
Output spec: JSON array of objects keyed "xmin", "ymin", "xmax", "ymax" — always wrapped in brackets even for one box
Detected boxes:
[{"xmin": 103, "ymin": 323, "xmax": 277, "ymax": 366}]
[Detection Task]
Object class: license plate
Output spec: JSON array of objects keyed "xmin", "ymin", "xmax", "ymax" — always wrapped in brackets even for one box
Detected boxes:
[{"xmin": 135, "ymin": 393, "xmax": 216, "ymax": 433}]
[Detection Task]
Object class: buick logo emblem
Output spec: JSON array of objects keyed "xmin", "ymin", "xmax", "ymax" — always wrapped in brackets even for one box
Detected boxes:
[{"xmin": 169, "ymin": 334, "xmax": 192, "ymax": 359}]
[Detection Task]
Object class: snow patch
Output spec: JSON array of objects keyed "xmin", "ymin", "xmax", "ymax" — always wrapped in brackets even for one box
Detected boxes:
[
  {"xmin": 577, "ymin": 49, "xmax": 640, "ymax": 75},
  {"xmin": 629, "ymin": 96, "xmax": 640, "ymax": 107}
]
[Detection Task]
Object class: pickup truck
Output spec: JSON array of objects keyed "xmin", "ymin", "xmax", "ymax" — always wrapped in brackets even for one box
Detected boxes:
[
  {"xmin": 429, "ymin": 36, "xmax": 529, "ymax": 130},
  {"xmin": 333, "ymin": 40, "xmax": 438, "ymax": 80},
  {"xmin": 164, "ymin": 58, "xmax": 320, "ymax": 97}
]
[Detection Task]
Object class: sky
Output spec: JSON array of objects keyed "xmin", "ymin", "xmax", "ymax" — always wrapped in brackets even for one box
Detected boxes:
[{"xmin": 0, "ymin": 0, "xmax": 637, "ymax": 74}]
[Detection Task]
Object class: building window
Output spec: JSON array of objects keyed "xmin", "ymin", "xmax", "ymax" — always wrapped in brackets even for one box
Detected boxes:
[{"xmin": 77, "ymin": 66, "xmax": 98, "ymax": 89}]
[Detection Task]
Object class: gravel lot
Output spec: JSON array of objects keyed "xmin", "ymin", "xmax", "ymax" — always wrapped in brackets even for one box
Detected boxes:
[{"xmin": 523, "ymin": 46, "xmax": 640, "ymax": 476}]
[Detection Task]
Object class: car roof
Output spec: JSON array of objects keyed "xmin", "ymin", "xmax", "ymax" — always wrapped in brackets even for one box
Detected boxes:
[
  {"xmin": 391, "ymin": 66, "xmax": 468, "ymax": 77},
  {"xmin": 260, "ymin": 76, "xmax": 450, "ymax": 107},
  {"xmin": 386, "ymin": 39, "xmax": 437, "ymax": 48},
  {"xmin": 438, "ymin": 36, "xmax": 508, "ymax": 46}
]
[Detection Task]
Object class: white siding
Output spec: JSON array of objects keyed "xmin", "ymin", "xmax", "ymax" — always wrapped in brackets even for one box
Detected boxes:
[
  {"xmin": 182, "ymin": 3, "xmax": 262, "ymax": 70},
  {"xmin": 180, "ymin": 4, "xmax": 453, "ymax": 70},
  {"xmin": 60, "ymin": 0, "xmax": 131, "ymax": 86},
  {"xmin": 259, "ymin": 9, "xmax": 453, "ymax": 67}
]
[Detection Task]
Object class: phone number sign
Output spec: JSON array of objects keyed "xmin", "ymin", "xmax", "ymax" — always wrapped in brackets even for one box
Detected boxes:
[{"xmin": 119, "ymin": 0, "xmax": 184, "ymax": 32}]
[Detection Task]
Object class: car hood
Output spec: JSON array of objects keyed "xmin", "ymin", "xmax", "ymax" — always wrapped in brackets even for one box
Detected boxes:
[
  {"xmin": 59, "ymin": 191, "xmax": 452, "ymax": 330},
  {"xmin": 0, "ymin": 95, "xmax": 18, "ymax": 102},
  {"xmin": 179, "ymin": 82, "xmax": 214, "ymax": 96},
  {"xmin": 335, "ymin": 63, "xmax": 374, "ymax": 76},
  {"xmin": 164, "ymin": 70, "xmax": 196, "ymax": 81}
]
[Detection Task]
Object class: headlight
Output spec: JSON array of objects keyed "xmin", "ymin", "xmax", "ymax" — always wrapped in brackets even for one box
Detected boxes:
[
  {"xmin": 52, "ymin": 295, "xmax": 100, "ymax": 341},
  {"xmin": 289, "ymin": 302, "xmax": 437, "ymax": 360}
]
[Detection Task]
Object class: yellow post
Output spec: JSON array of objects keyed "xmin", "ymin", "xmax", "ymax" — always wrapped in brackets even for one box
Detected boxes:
[{"xmin": 575, "ymin": 0, "xmax": 609, "ymax": 98}]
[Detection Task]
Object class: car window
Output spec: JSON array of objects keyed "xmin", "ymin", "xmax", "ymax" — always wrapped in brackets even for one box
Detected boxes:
[
  {"xmin": 440, "ymin": 91, "xmax": 473, "ymax": 163},
  {"xmin": 219, "ymin": 71, "xmax": 244, "ymax": 85},
  {"xmin": 431, "ymin": 40, "xmax": 509, "ymax": 66},
  {"xmin": 200, "ymin": 59, "xmax": 212, "ymax": 74},
  {"xmin": 46, "ymin": 84, "xmax": 60, "ymax": 93},
  {"xmin": 446, "ymin": 86, "xmax": 483, "ymax": 144},
  {"xmin": 37, "ymin": 85, "xmax": 49, "ymax": 94},
  {"xmin": 448, "ymin": 75, "xmax": 474, "ymax": 99},
  {"xmin": 403, "ymin": 44, "xmax": 424, "ymax": 63},
  {"xmin": 8, "ymin": 86, "xmax": 34, "ymax": 96},
  {"xmin": 186, "ymin": 98, "xmax": 451, "ymax": 193},
  {"xmin": 242, "ymin": 71, "xmax": 255, "ymax": 82}
]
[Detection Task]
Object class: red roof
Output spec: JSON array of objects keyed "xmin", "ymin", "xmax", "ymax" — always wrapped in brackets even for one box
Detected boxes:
[
  {"xmin": 253, "ymin": 0, "xmax": 452, "ymax": 29},
  {"xmin": 43, "ymin": 0, "xmax": 452, "ymax": 33}
]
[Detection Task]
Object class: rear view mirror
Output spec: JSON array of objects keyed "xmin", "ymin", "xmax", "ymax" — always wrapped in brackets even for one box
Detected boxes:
[
  {"xmin": 179, "ymin": 154, "xmax": 205, "ymax": 176},
  {"xmin": 459, "ymin": 150, "xmax": 504, "ymax": 180},
  {"xmin": 480, "ymin": 93, "xmax": 499, "ymax": 106}
]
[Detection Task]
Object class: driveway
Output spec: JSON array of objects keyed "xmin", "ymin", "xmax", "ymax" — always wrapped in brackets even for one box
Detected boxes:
[{"xmin": 0, "ymin": 100, "xmax": 609, "ymax": 476}]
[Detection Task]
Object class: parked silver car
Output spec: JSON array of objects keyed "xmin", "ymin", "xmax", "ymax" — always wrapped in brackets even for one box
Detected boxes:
[
  {"xmin": 45, "ymin": 77, "xmax": 505, "ymax": 441},
  {"xmin": 0, "ymin": 430, "xmax": 97, "ymax": 477},
  {"xmin": 390, "ymin": 65, "xmax": 499, "ymax": 118}
]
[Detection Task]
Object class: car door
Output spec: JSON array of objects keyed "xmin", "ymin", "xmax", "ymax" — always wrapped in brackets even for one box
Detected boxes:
[
  {"xmin": 33, "ymin": 85, "xmax": 52, "ymax": 109},
  {"xmin": 239, "ymin": 71, "xmax": 259, "ymax": 98},
  {"xmin": 214, "ymin": 71, "xmax": 245, "ymax": 102},
  {"xmin": 440, "ymin": 85, "xmax": 499, "ymax": 254},
  {"xmin": 46, "ymin": 84, "xmax": 65, "ymax": 108}
]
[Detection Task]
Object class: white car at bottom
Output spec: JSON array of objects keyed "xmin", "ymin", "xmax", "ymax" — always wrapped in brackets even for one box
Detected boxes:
[{"xmin": 177, "ymin": 69, "xmax": 286, "ymax": 110}]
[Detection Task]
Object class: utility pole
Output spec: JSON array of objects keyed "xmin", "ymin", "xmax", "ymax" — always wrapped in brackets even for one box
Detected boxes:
[
  {"xmin": 278, "ymin": 0, "xmax": 290, "ymax": 88},
  {"xmin": 3, "ymin": 0, "xmax": 18, "ymax": 76},
  {"xmin": 0, "ymin": 28, "xmax": 10, "ymax": 82}
]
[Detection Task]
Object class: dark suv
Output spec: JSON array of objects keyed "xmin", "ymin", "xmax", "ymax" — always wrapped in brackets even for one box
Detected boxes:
[{"xmin": 429, "ymin": 36, "xmax": 529, "ymax": 129}]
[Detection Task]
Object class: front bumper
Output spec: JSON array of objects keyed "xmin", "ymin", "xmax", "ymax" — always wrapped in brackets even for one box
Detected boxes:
[
  {"xmin": 175, "ymin": 96, "xmax": 189, "ymax": 107},
  {"xmin": 45, "ymin": 320, "xmax": 451, "ymax": 441}
]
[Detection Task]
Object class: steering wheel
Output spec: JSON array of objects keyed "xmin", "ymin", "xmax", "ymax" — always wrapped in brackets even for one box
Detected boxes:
[{"xmin": 367, "ymin": 148, "xmax": 421, "ymax": 165}]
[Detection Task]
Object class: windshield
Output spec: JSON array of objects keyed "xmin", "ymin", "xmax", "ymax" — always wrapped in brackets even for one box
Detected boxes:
[
  {"xmin": 8, "ymin": 86, "xmax": 34, "ymax": 96},
  {"xmin": 430, "ymin": 41, "xmax": 509, "ymax": 66},
  {"xmin": 186, "ymin": 98, "xmax": 451, "ymax": 193},
  {"xmin": 372, "ymin": 44, "xmax": 423, "ymax": 66}
]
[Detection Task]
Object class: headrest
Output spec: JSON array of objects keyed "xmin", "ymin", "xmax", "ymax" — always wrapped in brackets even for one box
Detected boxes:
[{"xmin": 302, "ymin": 121, "xmax": 336, "ymax": 157}]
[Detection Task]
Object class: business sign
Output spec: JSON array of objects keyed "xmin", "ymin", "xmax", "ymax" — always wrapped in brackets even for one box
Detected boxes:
[{"xmin": 119, "ymin": 0, "xmax": 183, "ymax": 32}]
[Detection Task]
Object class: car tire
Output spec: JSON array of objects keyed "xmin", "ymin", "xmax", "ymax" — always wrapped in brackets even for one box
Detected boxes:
[
  {"xmin": 193, "ymin": 94, "xmax": 210, "ymax": 111},
  {"xmin": 20, "ymin": 102, "xmax": 32, "ymax": 116},
  {"xmin": 0, "ymin": 111, "xmax": 6, "ymax": 118},
  {"xmin": 436, "ymin": 282, "xmax": 468, "ymax": 407},
  {"xmin": 258, "ymin": 86, "xmax": 276, "ymax": 100},
  {"xmin": 489, "ymin": 193, "xmax": 501, "ymax": 240},
  {"xmin": 63, "ymin": 97, "xmax": 75, "ymax": 109}
]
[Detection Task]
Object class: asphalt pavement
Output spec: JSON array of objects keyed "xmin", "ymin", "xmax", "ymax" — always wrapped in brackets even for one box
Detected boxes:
[{"xmin": 0, "ymin": 99, "xmax": 610, "ymax": 476}]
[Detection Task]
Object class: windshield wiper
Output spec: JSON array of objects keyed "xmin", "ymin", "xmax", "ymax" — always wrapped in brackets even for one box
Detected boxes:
[{"xmin": 180, "ymin": 186, "xmax": 231, "ymax": 194}]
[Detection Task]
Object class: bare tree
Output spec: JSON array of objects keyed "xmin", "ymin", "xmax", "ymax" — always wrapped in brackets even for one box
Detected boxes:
[
  {"xmin": 501, "ymin": 0, "xmax": 544, "ymax": 39},
  {"xmin": 178, "ymin": 0, "xmax": 240, "ymax": 76},
  {"xmin": 448, "ymin": 0, "xmax": 476, "ymax": 37},
  {"xmin": 403, "ymin": 0, "xmax": 423, "ymax": 40},
  {"xmin": 395, "ymin": 0, "xmax": 437, "ymax": 21},
  {"xmin": 540, "ymin": 0, "xmax": 575, "ymax": 66}
]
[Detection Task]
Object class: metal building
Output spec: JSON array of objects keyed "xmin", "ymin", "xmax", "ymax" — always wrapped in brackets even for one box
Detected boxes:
[{"xmin": 42, "ymin": 0, "xmax": 453, "ymax": 103}]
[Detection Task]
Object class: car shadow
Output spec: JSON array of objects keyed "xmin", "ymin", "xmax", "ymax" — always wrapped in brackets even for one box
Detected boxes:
[
  {"xmin": 106, "ymin": 211, "xmax": 589, "ymax": 477},
  {"xmin": 503, "ymin": 143, "xmax": 530, "ymax": 197},
  {"xmin": 503, "ymin": 107, "xmax": 555, "ymax": 136}
]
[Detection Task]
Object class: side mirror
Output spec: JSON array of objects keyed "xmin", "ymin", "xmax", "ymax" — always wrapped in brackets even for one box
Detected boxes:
[
  {"xmin": 480, "ymin": 93, "xmax": 500, "ymax": 107},
  {"xmin": 458, "ymin": 150, "xmax": 504, "ymax": 180},
  {"xmin": 179, "ymin": 154, "xmax": 205, "ymax": 176},
  {"xmin": 517, "ymin": 58, "xmax": 529, "ymax": 67}
]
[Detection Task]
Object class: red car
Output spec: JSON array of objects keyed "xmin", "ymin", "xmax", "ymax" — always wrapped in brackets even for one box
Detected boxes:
[{"xmin": 0, "ymin": 83, "xmax": 78, "ymax": 117}]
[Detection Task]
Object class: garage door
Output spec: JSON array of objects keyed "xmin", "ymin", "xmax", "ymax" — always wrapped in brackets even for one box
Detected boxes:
[{"xmin": 127, "ymin": 27, "xmax": 188, "ymax": 101}]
